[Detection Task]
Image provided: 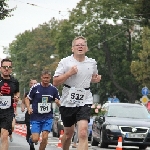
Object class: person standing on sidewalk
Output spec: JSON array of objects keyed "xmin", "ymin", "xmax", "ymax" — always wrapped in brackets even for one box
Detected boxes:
[
  {"xmin": 21, "ymin": 79, "xmax": 37, "ymax": 150},
  {"xmin": 25, "ymin": 70, "xmax": 60, "ymax": 150},
  {"xmin": 0, "ymin": 58, "xmax": 20, "ymax": 150},
  {"xmin": 53, "ymin": 36, "xmax": 101, "ymax": 150}
]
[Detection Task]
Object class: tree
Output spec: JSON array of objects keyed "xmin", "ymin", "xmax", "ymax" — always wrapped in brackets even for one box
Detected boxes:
[
  {"xmin": 54, "ymin": 0, "xmax": 142, "ymax": 103},
  {"xmin": 131, "ymin": 27, "xmax": 150, "ymax": 88},
  {"xmin": 0, "ymin": 0, "xmax": 16, "ymax": 20},
  {"xmin": 134, "ymin": 0, "xmax": 150, "ymax": 27},
  {"xmin": 8, "ymin": 19, "xmax": 60, "ymax": 97}
]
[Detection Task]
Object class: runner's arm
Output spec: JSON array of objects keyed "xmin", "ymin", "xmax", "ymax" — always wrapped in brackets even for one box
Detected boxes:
[
  {"xmin": 25, "ymin": 97, "xmax": 30, "ymax": 112},
  {"xmin": 91, "ymin": 74, "xmax": 101, "ymax": 83},
  {"xmin": 53, "ymin": 65, "xmax": 78, "ymax": 86},
  {"xmin": 14, "ymin": 92, "xmax": 20, "ymax": 102},
  {"xmin": 55, "ymin": 98, "xmax": 61, "ymax": 107},
  {"xmin": 21, "ymin": 94, "xmax": 26, "ymax": 112},
  {"xmin": 53, "ymin": 72, "xmax": 71, "ymax": 87}
]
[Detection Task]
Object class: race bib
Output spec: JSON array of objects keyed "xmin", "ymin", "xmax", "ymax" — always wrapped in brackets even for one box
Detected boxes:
[
  {"xmin": 67, "ymin": 87, "xmax": 86, "ymax": 106},
  {"xmin": 0, "ymin": 96, "xmax": 11, "ymax": 109},
  {"xmin": 38, "ymin": 103, "xmax": 51, "ymax": 114}
]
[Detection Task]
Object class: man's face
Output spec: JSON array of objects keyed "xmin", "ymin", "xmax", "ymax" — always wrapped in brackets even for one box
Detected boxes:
[
  {"xmin": 29, "ymin": 80, "xmax": 37, "ymax": 87},
  {"xmin": 41, "ymin": 74, "xmax": 51, "ymax": 84},
  {"xmin": 0, "ymin": 61, "xmax": 12, "ymax": 77},
  {"xmin": 72, "ymin": 38, "xmax": 88, "ymax": 55}
]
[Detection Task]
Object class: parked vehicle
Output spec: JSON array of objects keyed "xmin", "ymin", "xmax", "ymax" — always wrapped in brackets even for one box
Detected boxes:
[
  {"xmin": 88, "ymin": 117, "xmax": 93, "ymax": 141},
  {"xmin": 15, "ymin": 107, "xmax": 26, "ymax": 124},
  {"xmin": 91, "ymin": 103, "xmax": 150, "ymax": 149},
  {"xmin": 52, "ymin": 114, "xmax": 64, "ymax": 138}
]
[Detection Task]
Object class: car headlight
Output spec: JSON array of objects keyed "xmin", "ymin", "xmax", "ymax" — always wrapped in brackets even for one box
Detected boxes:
[{"xmin": 106, "ymin": 125, "xmax": 119, "ymax": 130}]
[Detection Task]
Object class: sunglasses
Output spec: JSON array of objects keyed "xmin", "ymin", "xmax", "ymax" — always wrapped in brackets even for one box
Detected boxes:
[
  {"xmin": 74, "ymin": 44, "xmax": 86, "ymax": 47},
  {"xmin": 1, "ymin": 66, "xmax": 12, "ymax": 69}
]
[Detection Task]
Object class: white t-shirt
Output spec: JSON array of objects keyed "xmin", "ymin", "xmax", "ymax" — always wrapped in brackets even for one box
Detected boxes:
[{"xmin": 54, "ymin": 55, "xmax": 98, "ymax": 107}]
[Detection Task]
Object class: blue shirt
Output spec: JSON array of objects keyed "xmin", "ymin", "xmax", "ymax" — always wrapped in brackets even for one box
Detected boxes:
[
  {"xmin": 27, "ymin": 83, "xmax": 60, "ymax": 121},
  {"xmin": 112, "ymin": 98, "xmax": 120, "ymax": 103}
]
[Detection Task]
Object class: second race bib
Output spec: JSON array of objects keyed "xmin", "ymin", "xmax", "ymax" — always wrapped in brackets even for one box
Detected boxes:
[{"xmin": 67, "ymin": 87, "xmax": 86, "ymax": 106}]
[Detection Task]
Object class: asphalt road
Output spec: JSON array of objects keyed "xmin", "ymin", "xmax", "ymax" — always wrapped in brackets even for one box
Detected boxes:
[{"xmin": 3, "ymin": 131, "xmax": 150, "ymax": 150}]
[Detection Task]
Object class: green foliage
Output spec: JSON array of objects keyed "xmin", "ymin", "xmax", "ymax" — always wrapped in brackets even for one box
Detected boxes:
[
  {"xmin": 8, "ymin": 19, "xmax": 60, "ymax": 98},
  {"xmin": 131, "ymin": 27, "xmax": 150, "ymax": 88},
  {"xmin": 134, "ymin": 0, "xmax": 150, "ymax": 27},
  {"xmin": 0, "ymin": 0, "xmax": 16, "ymax": 20},
  {"xmin": 54, "ymin": 0, "xmax": 141, "ymax": 102},
  {"xmin": 5, "ymin": 0, "xmax": 148, "ymax": 103}
]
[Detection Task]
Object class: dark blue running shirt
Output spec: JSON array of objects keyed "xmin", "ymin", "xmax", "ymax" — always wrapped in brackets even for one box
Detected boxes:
[{"xmin": 27, "ymin": 83, "xmax": 60, "ymax": 121}]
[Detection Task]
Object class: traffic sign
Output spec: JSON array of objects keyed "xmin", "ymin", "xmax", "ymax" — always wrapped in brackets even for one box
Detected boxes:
[
  {"xmin": 141, "ymin": 87, "xmax": 149, "ymax": 96},
  {"xmin": 140, "ymin": 96, "xmax": 149, "ymax": 104}
]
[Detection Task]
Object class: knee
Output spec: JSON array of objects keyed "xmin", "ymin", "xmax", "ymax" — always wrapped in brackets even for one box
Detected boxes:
[
  {"xmin": 78, "ymin": 129, "xmax": 87, "ymax": 139},
  {"xmin": 1, "ymin": 134, "xmax": 8, "ymax": 141},
  {"xmin": 32, "ymin": 136, "xmax": 39, "ymax": 143},
  {"xmin": 64, "ymin": 132, "xmax": 74, "ymax": 140}
]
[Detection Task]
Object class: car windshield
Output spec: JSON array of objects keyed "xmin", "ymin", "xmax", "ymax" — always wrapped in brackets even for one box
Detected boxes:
[{"xmin": 106, "ymin": 105, "xmax": 150, "ymax": 119}]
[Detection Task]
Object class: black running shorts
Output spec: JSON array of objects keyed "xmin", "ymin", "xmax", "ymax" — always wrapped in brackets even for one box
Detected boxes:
[
  {"xmin": 0, "ymin": 113, "xmax": 13, "ymax": 131},
  {"xmin": 59, "ymin": 104, "xmax": 92, "ymax": 127}
]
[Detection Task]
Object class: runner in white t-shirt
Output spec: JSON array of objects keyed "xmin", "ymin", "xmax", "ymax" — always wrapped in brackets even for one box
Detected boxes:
[{"xmin": 53, "ymin": 36, "xmax": 101, "ymax": 150}]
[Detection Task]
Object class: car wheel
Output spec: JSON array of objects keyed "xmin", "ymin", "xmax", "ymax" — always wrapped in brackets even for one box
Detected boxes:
[
  {"xmin": 91, "ymin": 135, "xmax": 99, "ymax": 146},
  {"xmin": 139, "ymin": 145, "xmax": 147, "ymax": 149},
  {"xmin": 99, "ymin": 131, "xmax": 108, "ymax": 148}
]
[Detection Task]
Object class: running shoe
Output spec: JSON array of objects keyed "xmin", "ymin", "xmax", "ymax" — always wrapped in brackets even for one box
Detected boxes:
[
  {"xmin": 29, "ymin": 137, "xmax": 33, "ymax": 145},
  {"xmin": 9, "ymin": 136, "xmax": 13, "ymax": 142},
  {"xmin": 30, "ymin": 143, "xmax": 35, "ymax": 150}
]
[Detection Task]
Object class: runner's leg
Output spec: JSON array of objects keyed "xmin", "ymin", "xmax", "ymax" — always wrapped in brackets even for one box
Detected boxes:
[
  {"xmin": 39, "ymin": 131, "xmax": 49, "ymax": 150},
  {"xmin": 0, "ymin": 128, "xmax": 9, "ymax": 150},
  {"xmin": 61, "ymin": 126, "xmax": 74, "ymax": 150}
]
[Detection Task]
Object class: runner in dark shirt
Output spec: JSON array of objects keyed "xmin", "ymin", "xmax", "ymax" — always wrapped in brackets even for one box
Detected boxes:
[
  {"xmin": 25, "ymin": 70, "xmax": 60, "ymax": 150},
  {"xmin": 0, "ymin": 58, "xmax": 20, "ymax": 150}
]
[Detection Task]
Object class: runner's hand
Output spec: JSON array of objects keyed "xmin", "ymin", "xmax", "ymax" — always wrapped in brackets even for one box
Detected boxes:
[
  {"xmin": 0, "ymin": 92, "xmax": 3, "ymax": 96},
  {"xmin": 13, "ymin": 96, "xmax": 19, "ymax": 102},
  {"xmin": 91, "ymin": 74, "xmax": 101, "ymax": 83},
  {"xmin": 68, "ymin": 65, "xmax": 78, "ymax": 76},
  {"xmin": 27, "ymin": 108, "xmax": 33, "ymax": 114},
  {"xmin": 55, "ymin": 98, "xmax": 61, "ymax": 107}
]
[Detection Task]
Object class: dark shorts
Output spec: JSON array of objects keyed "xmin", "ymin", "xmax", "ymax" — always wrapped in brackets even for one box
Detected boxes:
[
  {"xmin": 0, "ymin": 113, "xmax": 13, "ymax": 131},
  {"xmin": 59, "ymin": 104, "xmax": 92, "ymax": 127},
  {"xmin": 13, "ymin": 113, "xmax": 15, "ymax": 118},
  {"xmin": 25, "ymin": 111, "xmax": 30, "ymax": 123}
]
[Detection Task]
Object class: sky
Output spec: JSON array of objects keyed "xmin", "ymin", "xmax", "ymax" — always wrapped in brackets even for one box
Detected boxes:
[{"xmin": 0, "ymin": 0, "xmax": 80, "ymax": 59}]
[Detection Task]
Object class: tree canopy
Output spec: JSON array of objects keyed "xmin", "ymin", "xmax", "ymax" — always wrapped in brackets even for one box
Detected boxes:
[
  {"xmin": 134, "ymin": 0, "xmax": 150, "ymax": 27},
  {"xmin": 0, "ymin": 0, "xmax": 15, "ymax": 20},
  {"xmin": 5, "ymin": 0, "xmax": 149, "ymax": 103},
  {"xmin": 131, "ymin": 27, "xmax": 150, "ymax": 87}
]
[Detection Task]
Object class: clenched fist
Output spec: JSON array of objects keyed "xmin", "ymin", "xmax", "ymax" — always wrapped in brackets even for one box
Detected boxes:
[{"xmin": 68, "ymin": 65, "xmax": 78, "ymax": 76}]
